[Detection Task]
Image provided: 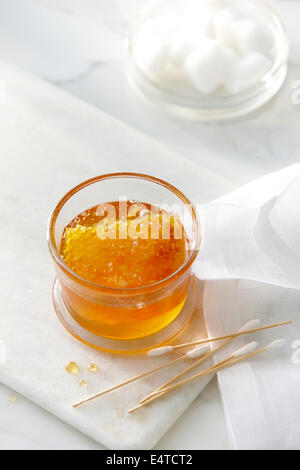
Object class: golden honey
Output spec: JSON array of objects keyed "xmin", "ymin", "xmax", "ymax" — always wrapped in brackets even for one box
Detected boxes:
[
  {"xmin": 87, "ymin": 363, "xmax": 98, "ymax": 373},
  {"xmin": 8, "ymin": 396, "xmax": 17, "ymax": 403},
  {"xmin": 59, "ymin": 201, "xmax": 190, "ymax": 340},
  {"xmin": 65, "ymin": 361, "xmax": 79, "ymax": 374}
]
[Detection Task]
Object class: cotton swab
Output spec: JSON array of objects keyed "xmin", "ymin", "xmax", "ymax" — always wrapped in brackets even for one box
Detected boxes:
[
  {"xmin": 140, "ymin": 319, "xmax": 260, "ymax": 404},
  {"xmin": 238, "ymin": 318, "xmax": 261, "ymax": 333},
  {"xmin": 147, "ymin": 319, "xmax": 291, "ymax": 356},
  {"xmin": 128, "ymin": 339, "xmax": 284, "ymax": 414},
  {"xmin": 130, "ymin": 341, "xmax": 259, "ymax": 413},
  {"xmin": 74, "ymin": 321, "xmax": 255, "ymax": 408},
  {"xmin": 229, "ymin": 341, "xmax": 258, "ymax": 357},
  {"xmin": 186, "ymin": 344, "xmax": 211, "ymax": 359},
  {"xmin": 72, "ymin": 345, "xmax": 209, "ymax": 408},
  {"xmin": 147, "ymin": 346, "xmax": 174, "ymax": 357},
  {"xmin": 72, "ymin": 320, "xmax": 289, "ymax": 409},
  {"xmin": 264, "ymin": 339, "xmax": 286, "ymax": 350}
]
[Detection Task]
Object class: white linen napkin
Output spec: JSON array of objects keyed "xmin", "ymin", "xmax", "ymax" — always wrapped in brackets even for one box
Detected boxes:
[
  {"xmin": 196, "ymin": 162, "xmax": 300, "ymax": 289},
  {"xmin": 196, "ymin": 164, "xmax": 300, "ymax": 449}
]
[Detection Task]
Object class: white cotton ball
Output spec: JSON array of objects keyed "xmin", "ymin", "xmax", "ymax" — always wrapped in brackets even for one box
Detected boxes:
[
  {"xmin": 228, "ymin": 19, "xmax": 274, "ymax": 57},
  {"xmin": 214, "ymin": 7, "xmax": 241, "ymax": 47},
  {"xmin": 226, "ymin": 51, "xmax": 272, "ymax": 94},
  {"xmin": 134, "ymin": 37, "xmax": 167, "ymax": 76},
  {"xmin": 170, "ymin": 33, "xmax": 196, "ymax": 68},
  {"xmin": 214, "ymin": 7, "xmax": 240, "ymax": 29},
  {"xmin": 184, "ymin": 7, "xmax": 215, "ymax": 37},
  {"xmin": 184, "ymin": 38, "xmax": 238, "ymax": 94},
  {"xmin": 134, "ymin": 22, "xmax": 169, "ymax": 77},
  {"xmin": 170, "ymin": 13, "xmax": 215, "ymax": 67},
  {"xmin": 215, "ymin": 23, "xmax": 236, "ymax": 49}
]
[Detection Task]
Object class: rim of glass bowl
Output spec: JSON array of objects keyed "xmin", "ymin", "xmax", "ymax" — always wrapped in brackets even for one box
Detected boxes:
[
  {"xmin": 127, "ymin": 0, "xmax": 289, "ymax": 110},
  {"xmin": 47, "ymin": 172, "xmax": 201, "ymax": 294}
]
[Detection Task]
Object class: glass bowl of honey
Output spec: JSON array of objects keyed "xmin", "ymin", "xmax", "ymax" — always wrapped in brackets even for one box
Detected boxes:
[{"xmin": 48, "ymin": 173, "xmax": 200, "ymax": 353}]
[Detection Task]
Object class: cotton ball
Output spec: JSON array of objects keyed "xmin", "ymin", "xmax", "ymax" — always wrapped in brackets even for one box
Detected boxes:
[
  {"xmin": 134, "ymin": 37, "xmax": 167, "ymax": 77},
  {"xmin": 170, "ymin": 13, "xmax": 214, "ymax": 67},
  {"xmin": 214, "ymin": 7, "xmax": 240, "ymax": 28},
  {"xmin": 185, "ymin": 10, "xmax": 215, "ymax": 38},
  {"xmin": 226, "ymin": 51, "xmax": 272, "ymax": 94},
  {"xmin": 214, "ymin": 7, "xmax": 241, "ymax": 47},
  {"xmin": 134, "ymin": 21, "xmax": 169, "ymax": 77},
  {"xmin": 170, "ymin": 33, "xmax": 196, "ymax": 67},
  {"xmin": 184, "ymin": 38, "xmax": 238, "ymax": 94},
  {"xmin": 229, "ymin": 19, "xmax": 274, "ymax": 57}
]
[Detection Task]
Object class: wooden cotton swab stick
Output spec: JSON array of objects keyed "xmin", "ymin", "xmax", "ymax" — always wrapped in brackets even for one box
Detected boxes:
[
  {"xmin": 128, "ymin": 339, "xmax": 285, "ymax": 414},
  {"xmin": 140, "ymin": 319, "xmax": 260, "ymax": 404},
  {"xmin": 144, "ymin": 338, "xmax": 286, "ymax": 407},
  {"xmin": 72, "ymin": 344, "xmax": 210, "ymax": 408},
  {"xmin": 73, "ymin": 319, "xmax": 289, "ymax": 408},
  {"xmin": 130, "ymin": 342, "xmax": 259, "ymax": 414},
  {"xmin": 147, "ymin": 319, "xmax": 291, "ymax": 356},
  {"xmin": 73, "ymin": 319, "xmax": 258, "ymax": 408}
]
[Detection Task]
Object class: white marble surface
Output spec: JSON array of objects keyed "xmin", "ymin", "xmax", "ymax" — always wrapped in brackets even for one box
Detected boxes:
[
  {"xmin": 0, "ymin": 0, "xmax": 299, "ymax": 450},
  {"xmin": 0, "ymin": 378, "xmax": 228, "ymax": 450},
  {"xmin": 0, "ymin": 58, "xmax": 230, "ymax": 450}
]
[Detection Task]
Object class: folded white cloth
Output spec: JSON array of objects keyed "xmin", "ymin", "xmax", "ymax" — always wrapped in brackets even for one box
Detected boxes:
[
  {"xmin": 196, "ymin": 164, "xmax": 300, "ymax": 449},
  {"xmin": 196, "ymin": 162, "xmax": 300, "ymax": 289}
]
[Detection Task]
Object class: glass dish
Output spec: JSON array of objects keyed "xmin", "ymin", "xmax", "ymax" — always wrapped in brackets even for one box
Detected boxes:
[
  {"xmin": 127, "ymin": 0, "xmax": 289, "ymax": 121},
  {"xmin": 47, "ymin": 173, "xmax": 200, "ymax": 353}
]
